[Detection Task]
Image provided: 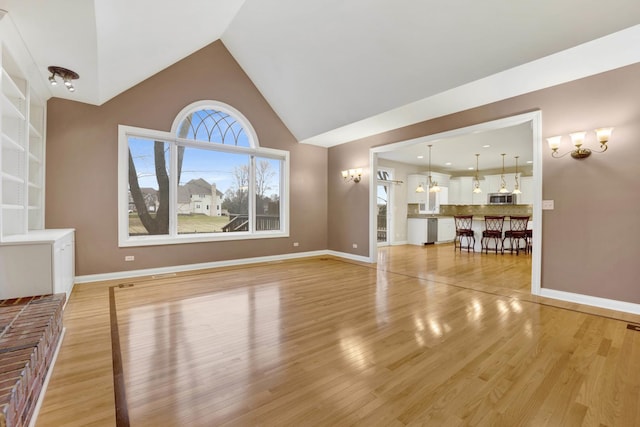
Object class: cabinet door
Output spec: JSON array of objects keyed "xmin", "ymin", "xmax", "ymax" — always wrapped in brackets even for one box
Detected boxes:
[
  {"xmin": 407, "ymin": 174, "xmax": 428, "ymax": 203},
  {"xmin": 53, "ymin": 233, "xmax": 75, "ymax": 295},
  {"xmin": 448, "ymin": 179, "xmax": 461, "ymax": 204},
  {"xmin": 437, "ymin": 218, "xmax": 455, "ymax": 242},
  {"xmin": 0, "ymin": 244, "xmax": 52, "ymax": 299},
  {"xmin": 458, "ymin": 177, "xmax": 473, "ymax": 205},
  {"xmin": 519, "ymin": 176, "xmax": 533, "ymax": 205},
  {"xmin": 407, "ymin": 218, "xmax": 427, "ymax": 245},
  {"xmin": 433, "ymin": 187, "xmax": 448, "ymax": 213}
]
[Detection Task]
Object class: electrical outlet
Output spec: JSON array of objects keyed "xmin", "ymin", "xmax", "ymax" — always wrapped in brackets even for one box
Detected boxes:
[
  {"xmin": 352, "ymin": 243, "xmax": 358, "ymax": 249},
  {"xmin": 125, "ymin": 255, "xmax": 135, "ymax": 261},
  {"xmin": 542, "ymin": 200, "xmax": 554, "ymax": 210},
  {"xmin": 293, "ymin": 242, "xmax": 299, "ymax": 247}
]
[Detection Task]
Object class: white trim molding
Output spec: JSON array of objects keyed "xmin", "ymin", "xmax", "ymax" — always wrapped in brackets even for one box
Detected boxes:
[
  {"xmin": 74, "ymin": 250, "xmax": 370, "ymax": 284},
  {"xmin": 540, "ymin": 288, "xmax": 640, "ymax": 316}
]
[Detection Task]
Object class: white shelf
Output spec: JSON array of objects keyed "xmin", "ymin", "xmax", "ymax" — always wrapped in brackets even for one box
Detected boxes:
[
  {"xmin": 1, "ymin": 44, "xmax": 46, "ymax": 242},
  {"xmin": 1, "ymin": 68, "xmax": 26, "ymax": 101},
  {"xmin": 28, "ymin": 152, "xmax": 42, "ymax": 163},
  {"xmin": 1, "ymin": 92, "xmax": 25, "ymax": 120},
  {"xmin": 29, "ymin": 122, "xmax": 42, "ymax": 138},
  {"xmin": 1, "ymin": 131, "xmax": 24, "ymax": 151},
  {"xmin": 1, "ymin": 171, "xmax": 25, "ymax": 184},
  {"xmin": 1, "ymin": 203, "xmax": 24, "ymax": 210}
]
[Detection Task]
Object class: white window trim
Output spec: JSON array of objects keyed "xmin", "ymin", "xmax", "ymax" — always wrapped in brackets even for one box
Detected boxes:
[{"xmin": 118, "ymin": 102, "xmax": 289, "ymax": 248}]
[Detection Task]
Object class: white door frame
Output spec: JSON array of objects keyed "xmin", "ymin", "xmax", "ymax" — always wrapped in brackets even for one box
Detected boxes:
[{"xmin": 368, "ymin": 111, "xmax": 542, "ymax": 296}]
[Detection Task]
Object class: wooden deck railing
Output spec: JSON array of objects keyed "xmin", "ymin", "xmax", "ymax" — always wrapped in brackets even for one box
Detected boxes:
[{"xmin": 222, "ymin": 214, "xmax": 280, "ymax": 232}]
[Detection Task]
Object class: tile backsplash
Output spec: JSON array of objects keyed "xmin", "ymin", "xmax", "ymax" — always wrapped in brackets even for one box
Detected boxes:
[
  {"xmin": 439, "ymin": 204, "xmax": 533, "ymax": 218},
  {"xmin": 408, "ymin": 203, "xmax": 533, "ymax": 218}
]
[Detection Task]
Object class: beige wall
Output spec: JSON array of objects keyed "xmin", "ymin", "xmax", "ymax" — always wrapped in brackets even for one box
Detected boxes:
[
  {"xmin": 46, "ymin": 41, "xmax": 328, "ymax": 276},
  {"xmin": 329, "ymin": 62, "xmax": 640, "ymax": 304}
]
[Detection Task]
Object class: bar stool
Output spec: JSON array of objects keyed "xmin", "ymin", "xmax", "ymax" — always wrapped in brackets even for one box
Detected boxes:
[
  {"xmin": 482, "ymin": 216, "xmax": 505, "ymax": 254},
  {"xmin": 526, "ymin": 228, "xmax": 533, "ymax": 253},
  {"xmin": 503, "ymin": 216, "xmax": 529, "ymax": 255},
  {"xmin": 453, "ymin": 215, "xmax": 475, "ymax": 252}
]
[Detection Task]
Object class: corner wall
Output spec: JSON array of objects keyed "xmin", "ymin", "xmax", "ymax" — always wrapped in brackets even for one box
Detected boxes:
[
  {"xmin": 328, "ymin": 62, "xmax": 640, "ymax": 304},
  {"xmin": 46, "ymin": 41, "xmax": 328, "ymax": 276}
]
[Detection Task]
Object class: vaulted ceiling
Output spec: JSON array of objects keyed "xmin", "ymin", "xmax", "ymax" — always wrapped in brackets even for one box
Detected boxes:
[{"xmin": 4, "ymin": 0, "xmax": 640, "ymax": 150}]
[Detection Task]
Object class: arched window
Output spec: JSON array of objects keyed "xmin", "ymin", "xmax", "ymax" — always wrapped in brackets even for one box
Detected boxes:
[{"xmin": 118, "ymin": 101, "xmax": 289, "ymax": 247}]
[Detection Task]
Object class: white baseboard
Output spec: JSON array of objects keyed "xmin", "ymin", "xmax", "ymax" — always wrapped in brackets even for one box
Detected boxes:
[
  {"xmin": 325, "ymin": 250, "xmax": 373, "ymax": 263},
  {"xmin": 74, "ymin": 250, "xmax": 373, "ymax": 284},
  {"xmin": 540, "ymin": 288, "xmax": 640, "ymax": 316},
  {"xmin": 391, "ymin": 240, "xmax": 408, "ymax": 246}
]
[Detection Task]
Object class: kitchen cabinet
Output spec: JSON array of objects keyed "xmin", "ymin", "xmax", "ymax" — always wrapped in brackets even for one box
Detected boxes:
[
  {"xmin": 407, "ymin": 174, "xmax": 428, "ymax": 203},
  {"xmin": 0, "ymin": 229, "xmax": 75, "ymax": 299},
  {"xmin": 433, "ymin": 186, "xmax": 448, "ymax": 212},
  {"xmin": 484, "ymin": 173, "xmax": 519, "ymax": 194},
  {"xmin": 518, "ymin": 176, "xmax": 533, "ymax": 204},
  {"xmin": 437, "ymin": 217, "xmax": 455, "ymax": 243},
  {"xmin": 448, "ymin": 177, "xmax": 474, "ymax": 205},
  {"xmin": 407, "ymin": 218, "xmax": 437, "ymax": 245}
]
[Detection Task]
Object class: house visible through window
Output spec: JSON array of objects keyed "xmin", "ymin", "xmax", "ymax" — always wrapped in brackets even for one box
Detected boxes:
[{"xmin": 119, "ymin": 100, "xmax": 289, "ymax": 247}]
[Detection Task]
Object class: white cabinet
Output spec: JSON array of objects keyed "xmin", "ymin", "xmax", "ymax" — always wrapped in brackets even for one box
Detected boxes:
[
  {"xmin": 518, "ymin": 176, "xmax": 533, "ymax": 205},
  {"xmin": 407, "ymin": 218, "xmax": 438, "ymax": 245},
  {"xmin": 0, "ymin": 229, "xmax": 75, "ymax": 299},
  {"xmin": 433, "ymin": 186, "xmax": 448, "ymax": 212},
  {"xmin": 448, "ymin": 178, "xmax": 460, "ymax": 204},
  {"xmin": 448, "ymin": 177, "xmax": 474, "ymax": 205},
  {"xmin": 484, "ymin": 173, "xmax": 519, "ymax": 194},
  {"xmin": 437, "ymin": 217, "xmax": 455, "ymax": 243},
  {"xmin": 407, "ymin": 174, "xmax": 428, "ymax": 203}
]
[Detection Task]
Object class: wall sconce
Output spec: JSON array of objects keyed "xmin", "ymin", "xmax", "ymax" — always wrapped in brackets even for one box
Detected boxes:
[
  {"xmin": 341, "ymin": 168, "xmax": 362, "ymax": 183},
  {"xmin": 48, "ymin": 66, "xmax": 80, "ymax": 92},
  {"xmin": 547, "ymin": 127, "xmax": 613, "ymax": 159}
]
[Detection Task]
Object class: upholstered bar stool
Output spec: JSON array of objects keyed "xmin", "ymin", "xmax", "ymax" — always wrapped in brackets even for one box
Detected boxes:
[
  {"xmin": 453, "ymin": 215, "xmax": 475, "ymax": 252},
  {"xmin": 503, "ymin": 216, "xmax": 530, "ymax": 255},
  {"xmin": 482, "ymin": 216, "xmax": 505, "ymax": 254}
]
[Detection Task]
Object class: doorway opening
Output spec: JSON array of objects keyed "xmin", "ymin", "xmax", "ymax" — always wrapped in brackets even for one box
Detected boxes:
[{"xmin": 368, "ymin": 111, "xmax": 542, "ymax": 296}]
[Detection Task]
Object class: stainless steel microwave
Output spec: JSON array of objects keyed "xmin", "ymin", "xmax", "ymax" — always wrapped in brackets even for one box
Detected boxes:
[{"xmin": 488, "ymin": 193, "xmax": 517, "ymax": 205}]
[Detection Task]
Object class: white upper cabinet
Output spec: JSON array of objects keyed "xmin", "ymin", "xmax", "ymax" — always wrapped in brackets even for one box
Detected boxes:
[
  {"xmin": 407, "ymin": 174, "xmax": 428, "ymax": 203},
  {"xmin": 518, "ymin": 176, "xmax": 534, "ymax": 205}
]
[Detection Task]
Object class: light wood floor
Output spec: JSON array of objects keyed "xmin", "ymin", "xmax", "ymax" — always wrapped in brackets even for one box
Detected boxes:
[{"xmin": 36, "ymin": 244, "xmax": 640, "ymax": 426}]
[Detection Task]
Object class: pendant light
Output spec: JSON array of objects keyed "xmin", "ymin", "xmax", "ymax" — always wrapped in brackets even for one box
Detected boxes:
[
  {"xmin": 512, "ymin": 156, "xmax": 522, "ymax": 195},
  {"xmin": 428, "ymin": 144, "xmax": 440, "ymax": 193},
  {"xmin": 498, "ymin": 153, "xmax": 509, "ymax": 193},
  {"xmin": 473, "ymin": 154, "xmax": 482, "ymax": 194}
]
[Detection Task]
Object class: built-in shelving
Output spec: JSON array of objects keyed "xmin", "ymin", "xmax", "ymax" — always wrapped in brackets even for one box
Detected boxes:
[
  {"xmin": 0, "ymin": 17, "xmax": 75, "ymax": 302},
  {"xmin": 1, "ymin": 41, "xmax": 45, "ymax": 240}
]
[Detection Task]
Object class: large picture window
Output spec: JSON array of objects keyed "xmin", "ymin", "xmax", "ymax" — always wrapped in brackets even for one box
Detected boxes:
[{"xmin": 119, "ymin": 101, "xmax": 289, "ymax": 247}]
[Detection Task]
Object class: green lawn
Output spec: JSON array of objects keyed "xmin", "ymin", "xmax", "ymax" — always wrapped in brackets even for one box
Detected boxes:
[{"xmin": 129, "ymin": 214, "xmax": 231, "ymax": 235}]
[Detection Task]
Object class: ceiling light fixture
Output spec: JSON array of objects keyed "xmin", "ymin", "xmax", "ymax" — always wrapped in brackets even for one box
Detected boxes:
[
  {"xmin": 427, "ymin": 144, "xmax": 440, "ymax": 193},
  {"xmin": 47, "ymin": 66, "xmax": 80, "ymax": 92},
  {"xmin": 512, "ymin": 156, "xmax": 522, "ymax": 195},
  {"xmin": 499, "ymin": 153, "xmax": 509, "ymax": 193},
  {"xmin": 473, "ymin": 154, "xmax": 482, "ymax": 194}
]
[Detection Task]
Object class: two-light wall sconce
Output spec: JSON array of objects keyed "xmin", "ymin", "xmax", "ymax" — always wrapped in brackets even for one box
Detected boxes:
[
  {"xmin": 547, "ymin": 127, "xmax": 613, "ymax": 159},
  {"xmin": 341, "ymin": 168, "xmax": 363, "ymax": 183}
]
